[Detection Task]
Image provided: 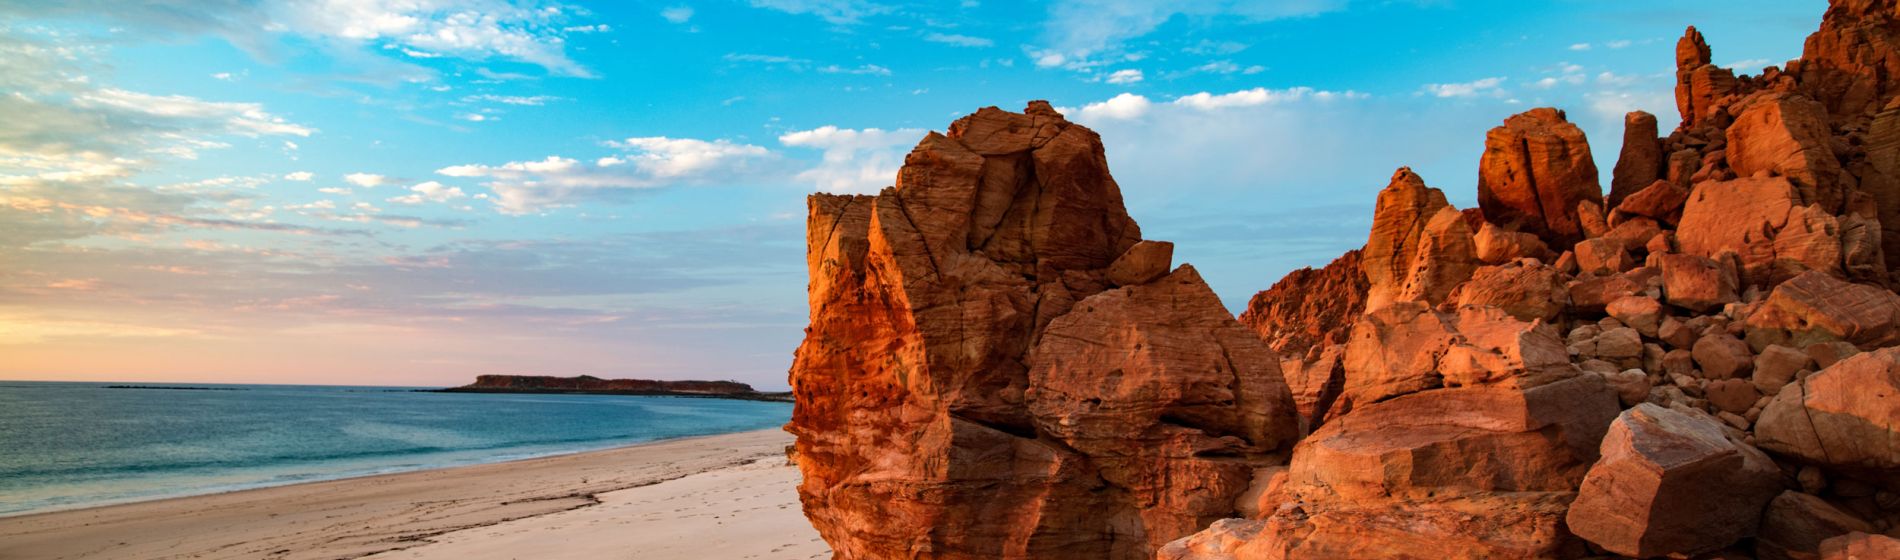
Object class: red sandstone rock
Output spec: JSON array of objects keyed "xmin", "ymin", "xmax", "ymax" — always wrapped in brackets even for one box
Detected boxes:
[
  {"xmin": 1027, "ymin": 265, "xmax": 1301, "ymax": 553},
  {"xmin": 1659, "ymin": 252, "xmax": 1740, "ymax": 312},
  {"xmin": 1237, "ymin": 250, "xmax": 1367, "ymax": 359},
  {"xmin": 1478, "ymin": 108, "xmax": 1605, "ymax": 246},
  {"xmin": 1746, "ymin": 270, "xmax": 1900, "ymax": 349},
  {"xmin": 1453, "ymin": 262, "xmax": 1568, "ymax": 322},
  {"xmin": 1758, "ymin": 491, "xmax": 1876, "ymax": 560},
  {"xmin": 1337, "ymin": 302, "xmax": 1575, "ymax": 415},
  {"xmin": 1819, "ymin": 532, "xmax": 1900, "ymax": 560},
  {"xmin": 1796, "ymin": 0, "xmax": 1900, "ymax": 121},
  {"xmin": 1363, "ymin": 169, "xmax": 1477, "ymax": 312},
  {"xmin": 789, "ymin": 103, "xmax": 1292, "ymax": 560},
  {"xmin": 1575, "ymin": 237, "xmax": 1635, "ymax": 276},
  {"xmin": 1228, "ymin": 376, "xmax": 1619, "ymax": 559},
  {"xmin": 1695, "ymin": 333, "xmax": 1756, "ymax": 380},
  {"xmin": 1612, "ymin": 111, "xmax": 1665, "ymax": 208},
  {"xmin": 1565, "ymin": 404, "xmax": 1782, "ymax": 558},
  {"xmin": 1727, "ymin": 92, "xmax": 1847, "ymax": 211},
  {"xmin": 1618, "ymin": 180, "xmax": 1691, "ymax": 225},
  {"xmin": 1756, "ymin": 347, "xmax": 1900, "ymax": 474},
  {"xmin": 1474, "ymin": 222, "xmax": 1552, "ymax": 264},
  {"xmin": 1108, "ymin": 240, "xmax": 1174, "ymax": 286},
  {"xmin": 1676, "ymin": 175, "xmax": 1812, "ymax": 285}
]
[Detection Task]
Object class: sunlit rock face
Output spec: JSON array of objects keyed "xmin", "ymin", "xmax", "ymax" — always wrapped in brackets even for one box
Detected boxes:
[
  {"xmin": 797, "ymin": 2, "xmax": 1900, "ymax": 558},
  {"xmin": 787, "ymin": 102, "xmax": 1299, "ymax": 560}
]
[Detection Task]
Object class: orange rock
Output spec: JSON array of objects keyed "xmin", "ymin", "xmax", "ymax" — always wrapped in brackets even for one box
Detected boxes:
[
  {"xmin": 788, "ymin": 103, "xmax": 1290, "ymax": 560},
  {"xmin": 1795, "ymin": 0, "xmax": 1900, "ymax": 120},
  {"xmin": 1215, "ymin": 376, "xmax": 1619, "ymax": 559},
  {"xmin": 1473, "ymin": 222, "xmax": 1553, "ymax": 264},
  {"xmin": 1676, "ymin": 174, "xmax": 1814, "ymax": 285},
  {"xmin": 1028, "ymin": 265, "xmax": 1300, "ymax": 554},
  {"xmin": 1566, "ymin": 404, "xmax": 1782, "ymax": 558},
  {"xmin": 1338, "ymin": 303, "xmax": 1575, "ymax": 415},
  {"xmin": 1746, "ymin": 270, "xmax": 1900, "ymax": 349},
  {"xmin": 1611, "ymin": 111, "xmax": 1665, "ymax": 208},
  {"xmin": 1453, "ymin": 262, "xmax": 1568, "ymax": 322},
  {"xmin": 1618, "ymin": 180, "xmax": 1690, "ymax": 225},
  {"xmin": 1478, "ymin": 108, "xmax": 1605, "ymax": 246},
  {"xmin": 1237, "ymin": 249, "xmax": 1366, "ymax": 360},
  {"xmin": 1676, "ymin": 26, "xmax": 1717, "ymax": 127},
  {"xmin": 1756, "ymin": 347, "xmax": 1900, "ymax": 473},
  {"xmin": 1658, "ymin": 252, "xmax": 1740, "ymax": 312},
  {"xmin": 1363, "ymin": 168, "xmax": 1476, "ymax": 311},
  {"xmin": 1726, "ymin": 92, "xmax": 1847, "ymax": 211},
  {"xmin": 1757, "ymin": 491, "xmax": 1875, "ymax": 560},
  {"xmin": 1108, "ymin": 240, "xmax": 1174, "ymax": 286},
  {"xmin": 1819, "ymin": 532, "xmax": 1900, "ymax": 560}
]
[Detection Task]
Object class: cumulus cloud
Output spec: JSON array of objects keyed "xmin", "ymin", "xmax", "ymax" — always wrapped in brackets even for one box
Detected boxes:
[
  {"xmin": 387, "ymin": 181, "xmax": 468, "ymax": 205},
  {"xmin": 285, "ymin": 171, "xmax": 315, "ymax": 181},
  {"xmin": 440, "ymin": 137, "xmax": 778, "ymax": 213},
  {"xmin": 345, "ymin": 173, "xmax": 391, "ymax": 187},
  {"xmin": 462, "ymin": 94, "xmax": 561, "ymax": 106},
  {"xmin": 1067, "ymin": 87, "xmax": 1364, "ymax": 121},
  {"xmin": 779, "ymin": 126, "xmax": 926, "ymax": 194}
]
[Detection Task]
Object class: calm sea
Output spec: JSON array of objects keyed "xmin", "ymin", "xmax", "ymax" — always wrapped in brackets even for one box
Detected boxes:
[{"xmin": 0, "ymin": 381, "xmax": 792, "ymax": 517}]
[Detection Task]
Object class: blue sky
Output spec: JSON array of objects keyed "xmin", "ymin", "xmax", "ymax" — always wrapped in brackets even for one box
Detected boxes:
[{"xmin": 0, "ymin": 0, "xmax": 1825, "ymax": 388}]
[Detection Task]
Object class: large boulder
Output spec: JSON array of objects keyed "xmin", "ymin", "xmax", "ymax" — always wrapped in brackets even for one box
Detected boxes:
[
  {"xmin": 1757, "ymin": 491, "xmax": 1875, "ymax": 560},
  {"xmin": 1362, "ymin": 168, "xmax": 1476, "ymax": 312},
  {"xmin": 1337, "ymin": 303, "xmax": 1576, "ymax": 415},
  {"xmin": 1452, "ymin": 261, "xmax": 1568, "ymax": 322},
  {"xmin": 1794, "ymin": 0, "xmax": 1900, "ymax": 120},
  {"xmin": 1676, "ymin": 174, "xmax": 1842, "ymax": 286},
  {"xmin": 1676, "ymin": 26, "xmax": 1740, "ymax": 128},
  {"xmin": 788, "ymin": 103, "xmax": 1294, "ymax": 560},
  {"xmin": 1028, "ymin": 265, "xmax": 1301, "ymax": 554},
  {"xmin": 1746, "ymin": 270, "xmax": 1900, "ymax": 349},
  {"xmin": 1726, "ymin": 92, "xmax": 1847, "ymax": 211},
  {"xmin": 1819, "ymin": 532, "xmax": 1900, "ymax": 560},
  {"xmin": 1756, "ymin": 347, "xmax": 1900, "ymax": 478},
  {"xmin": 1478, "ymin": 108, "xmax": 1604, "ymax": 246},
  {"xmin": 1565, "ymin": 404, "xmax": 1783, "ymax": 558},
  {"xmin": 1205, "ymin": 376, "xmax": 1619, "ymax": 559}
]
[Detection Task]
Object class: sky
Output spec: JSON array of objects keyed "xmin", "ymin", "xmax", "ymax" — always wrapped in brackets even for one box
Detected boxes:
[{"xmin": 0, "ymin": 0, "xmax": 1828, "ymax": 389}]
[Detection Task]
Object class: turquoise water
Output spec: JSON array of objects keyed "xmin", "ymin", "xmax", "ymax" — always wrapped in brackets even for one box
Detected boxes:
[{"xmin": 0, "ymin": 381, "xmax": 792, "ymax": 517}]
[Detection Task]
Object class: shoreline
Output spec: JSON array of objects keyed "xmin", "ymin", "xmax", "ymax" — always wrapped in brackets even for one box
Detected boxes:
[
  {"xmin": 0, "ymin": 426, "xmax": 790, "ymax": 520},
  {"xmin": 0, "ymin": 428, "xmax": 827, "ymax": 560}
]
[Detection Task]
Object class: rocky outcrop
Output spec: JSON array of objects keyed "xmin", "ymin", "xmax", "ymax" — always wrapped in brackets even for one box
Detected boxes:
[
  {"xmin": 1362, "ymin": 168, "xmax": 1477, "ymax": 312},
  {"xmin": 788, "ymin": 103, "xmax": 1298, "ymax": 560},
  {"xmin": 1756, "ymin": 347, "xmax": 1900, "ymax": 476},
  {"xmin": 801, "ymin": 3, "xmax": 1900, "ymax": 558},
  {"xmin": 1612, "ymin": 111, "xmax": 1665, "ymax": 207},
  {"xmin": 1237, "ymin": 250, "xmax": 1367, "ymax": 360},
  {"xmin": 1565, "ymin": 404, "xmax": 1782, "ymax": 558},
  {"xmin": 1478, "ymin": 108, "xmax": 1605, "ymax": 247}
]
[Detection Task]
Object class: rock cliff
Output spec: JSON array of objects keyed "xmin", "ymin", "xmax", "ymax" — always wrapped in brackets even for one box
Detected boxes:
[{"xmin": 791, "ymin": 1, "xmax": 1900, "ymax": 558}]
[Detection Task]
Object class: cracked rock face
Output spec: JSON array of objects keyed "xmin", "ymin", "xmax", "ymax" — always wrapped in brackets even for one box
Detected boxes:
[{"xmin": 787, "ymin": 102, "xmax": 1298, "ymax": 560}]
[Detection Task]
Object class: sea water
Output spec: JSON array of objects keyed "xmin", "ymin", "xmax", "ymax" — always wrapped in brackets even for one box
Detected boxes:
[{"xmin": 0, "ymin": 381, "xmax": 793, "ymax": 517}]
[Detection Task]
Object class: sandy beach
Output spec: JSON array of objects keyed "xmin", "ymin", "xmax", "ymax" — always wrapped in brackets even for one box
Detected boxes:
[{"xmin": 0, "ymin": 429, "xmax": 828, "ymax": 560}]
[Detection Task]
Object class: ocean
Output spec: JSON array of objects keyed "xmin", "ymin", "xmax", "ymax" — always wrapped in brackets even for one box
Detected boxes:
[{"xmin": 0, "ymin": 381, "xmax": 793, "ymax": 517}]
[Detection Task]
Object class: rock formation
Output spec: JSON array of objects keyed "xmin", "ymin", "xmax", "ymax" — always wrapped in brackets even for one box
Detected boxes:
[
  {"xmin": 794, "ymin": 2, "xmax": 1900, "ymax": 558},
  {"xmin": 788, "ymin": 102, "xmax": 1299, "ymax": 560}
]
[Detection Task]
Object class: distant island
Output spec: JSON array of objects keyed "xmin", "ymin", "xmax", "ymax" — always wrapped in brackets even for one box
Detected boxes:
[{"xmin": 435, "ymin": 375, "xmax": 792, "ymax": 402}]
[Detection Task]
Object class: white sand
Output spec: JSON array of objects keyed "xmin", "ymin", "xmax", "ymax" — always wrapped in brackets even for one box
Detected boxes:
[{"xmin": 0, "ymin": 429, "xmax": 829, "ymax": 560}]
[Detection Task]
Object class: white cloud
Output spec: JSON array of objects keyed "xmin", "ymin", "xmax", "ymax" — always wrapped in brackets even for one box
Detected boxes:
[
  {"xmin": 1035, "ymin": 0, "xmax": 1348, "ymax": 67},
  {"xmin": 661, "ymin": 6, "xmax": 695, "ymax": 23},
  {"xmin": 285, "ymin": 171, "xmax": 315, "ymax": 181},
  {"xmin": 924, "ymin": 32, "xmax": 993, "ymax": 47},
  {"xmin": 1104, "ymin": 68, "xmax": 1143, "ymax": 84},
  {"xmin": 818, "ymin": 63, "xmax": 892, "ymax": 76},
  {"xmin": 345, "ymin": 173, "xmax": 391, "ymax": 188},
  {"xmin": 1569, "ymin": 43, "xmax": 1591, "ymax": 51},
  {"xmin": 441, "ymin": 137, "xmax": 778, "ymax": 213},
  {"xmin": 273, "ymin": 0, "xmax": 597, "ymax": 78},
  {"xmin": 318, "ymin": 187, "xmax": 352, "ymax": 195},
  {"xmin": 748, "ymin": 0, "xmax": 889, "ymax": 24},
  {"xmin": 1606, "ymin": 39, "xmax": 1632, "ymax": 49},
  {"xmin": 463, "ymin": 94, "xmax": 560, "ymax": 106},
  {"xmin": 1073, "ymin": 92, "xmax": 1154, "ymax": 120},
  {"xmin": 388, "ymin": 181, "xmax": 468, "ymax": 205},
  {"xmin": 779, "ymin": 125, "xmax": 925, "ymax": 193},
  {"xmin": 75, "ymin": 88, "xmax": 314, "ymax": 137},
  {"xmin": 456, "ymin": 112, "xmax": 494, "ymax": 122},
  {"xmin": 1422, "ymin": 77, "xmax": 1507, "ymax": 98},
  {"xmin": 1174, "ymin": 86, "xmax": 1360, "ymax": 110}
]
